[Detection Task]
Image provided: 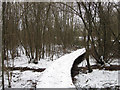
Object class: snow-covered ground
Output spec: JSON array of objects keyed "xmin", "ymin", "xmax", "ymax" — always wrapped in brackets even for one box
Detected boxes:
[
  {"xmin": 0, "ymin": 48, "xmax": 120, "ymax": 89},
  {"xmin": 3, "ymin": 56, "xmax": 55, "ymax": 88},
  {"xmin": 4, "ymin": 45, "xmax": 65, "ymax": 69},
  {"xmin": 2, "ymin": 48, "xmax": 85, "ymax": 88},
  {"xmin": 3, "ymin": 61, "xmax": 54, "ymax": 88},
  {"xmin": 5, "ymin": 54, "xmax": 57, "ymax": 69},
  {"xmin": 75, "ymin": 57, "xmax": 119, "ymax": 88},
  {"xmin": 2, "ymin": 51, "xmax": 57, "ymax": 88},
  {"xmin": 78, "ymin": 57, "xmax": 96, "ymax": 67},
  {"xmin": 6, "ymin": 70, "xmax": 42, "ymax": 88},
  {"xmin": 75, "ymin": 69, "xmax": 119, "ymax": 88},
  {"xmin": 78, "ymin": 57, "xmax": 119, "ymax": 67}
]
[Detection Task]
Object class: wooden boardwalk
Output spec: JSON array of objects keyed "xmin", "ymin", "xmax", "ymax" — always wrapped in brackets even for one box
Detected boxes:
[{"xmin": 36, "ymin": 48, "xmax": 86, "ymax": 88}]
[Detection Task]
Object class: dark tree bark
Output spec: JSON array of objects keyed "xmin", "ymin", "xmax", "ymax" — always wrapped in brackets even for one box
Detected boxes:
[{"xmin": 2, "ymin": 2, "xmax": 6, "ymax": 90}]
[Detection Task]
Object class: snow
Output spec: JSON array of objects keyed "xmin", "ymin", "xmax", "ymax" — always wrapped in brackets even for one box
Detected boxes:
[
  {"xmin": 77, "ymin": 57, "xmax": 96, "ymax": 67},
  {"xmin": 37, "ymin": 48, "xmax": 86, "ymax": 88},
  {"xmin": 3, "ymin": 52, "xmax": 56, "ymax": 88},
  {"xmin": 5, "ymin": 55, "xmax": 55, "ymax": 69},
  {"xmin": 3, "ymin": 48, "xmax": 85, "ymax": 88},
  {"xmin": 3, "ymin": 57, "xmax": 55, "ymax": 88},
  {"xmin": 78, "ymin": 57, "xmax": 119, "ymax": 67},
  {"xmin": 75, "ymin": 69, "xmax": 119, "ymax": 88},
  {"xmin": 110, "ymin": 59, "xmax": 119, "ymax": 65},
  {"xmin": 1, "ymin": 47, "xmax": 119, "ymax": 88},
  {"xmin": 75, "ymin": 57, "xmax": 119, "ymax": 88},
  {"xmin": 10, "ymin": 70, "xmax": 42, "ymax": 88}
]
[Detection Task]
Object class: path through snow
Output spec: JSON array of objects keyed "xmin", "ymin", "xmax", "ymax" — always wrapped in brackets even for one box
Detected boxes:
[{"xmin": 37, "ymin": 48, "xmax": 86, "ymax": 88}]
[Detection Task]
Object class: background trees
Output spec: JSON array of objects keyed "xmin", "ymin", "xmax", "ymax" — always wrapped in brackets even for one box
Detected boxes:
[
  {"xmin": 2, "ymin": 2, "xmax": 120, "ymax": 67},
  {"xmin": 76, "ymin": 2, "xmax": 120, "ymax": 66},
  {"xmin": 2, "ymin": 2, "xmax": 81, "ymax": 64}
]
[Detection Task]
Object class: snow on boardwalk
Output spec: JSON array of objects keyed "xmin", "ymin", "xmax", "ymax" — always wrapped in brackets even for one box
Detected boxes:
[{"xmin": 37, "ymin": 48, "xmax": 86, "ymax": 88}]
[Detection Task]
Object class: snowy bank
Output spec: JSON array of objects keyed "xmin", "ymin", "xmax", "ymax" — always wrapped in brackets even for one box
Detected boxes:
[
  {"xmin": 75, "ymin": 69, "xmax": 119, "ymax": 88},
  {"xmin": 37, "ymin": 48, "xmax": 86, "ymax": 88}
]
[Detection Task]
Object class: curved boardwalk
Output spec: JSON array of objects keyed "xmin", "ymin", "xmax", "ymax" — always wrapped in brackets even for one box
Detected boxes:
[
  {"xmin": 36, "ymin": 48, "xmax": 86, "ymax": 88},
  {"xmin": 71, "ymin": 52, "xmax": 86, "ymax": 82}
]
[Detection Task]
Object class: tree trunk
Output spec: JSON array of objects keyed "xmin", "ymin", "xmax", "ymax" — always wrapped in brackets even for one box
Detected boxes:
[{"xmin": 2, "ymin": 2, "xmax": 5, "ymax": 90}]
